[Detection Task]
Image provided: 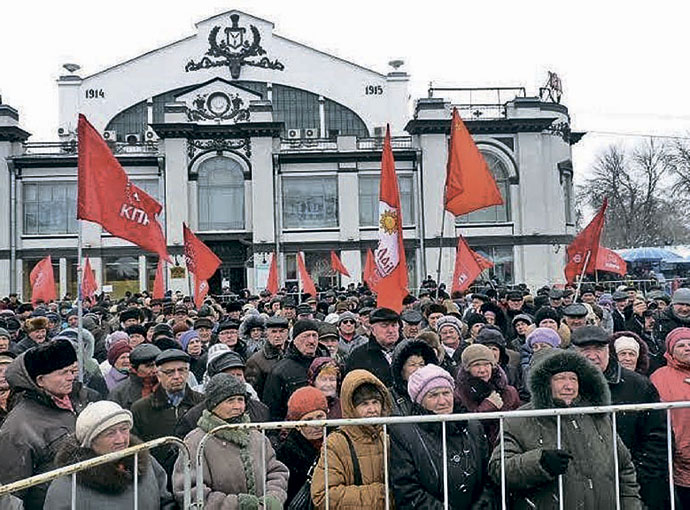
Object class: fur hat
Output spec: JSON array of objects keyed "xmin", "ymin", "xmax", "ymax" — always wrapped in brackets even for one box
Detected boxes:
[
  {"xmin": 24, "ymin": 317, "xmax": 49, "ymax": 333},
  {"xmin": 24, "ymin": 338, "xmax": 77, "ymax": 381},
  {"xmin": 534, "ymin": 307, "xmax": 560, "ymax": 326},
  {"xmin": 286, "ymin": 386, "xmax": 328, "ymax": 421},
  {"xmin": 205, "ymin": 373, "xmax": 246, "ymax": 411},
  {"xmin": 407, "ymin": 364, "xmax": 455, "ymax": 404},
  {"xmin": 76, "ymin": 401, "xmax": 133, "ymax": 448}
]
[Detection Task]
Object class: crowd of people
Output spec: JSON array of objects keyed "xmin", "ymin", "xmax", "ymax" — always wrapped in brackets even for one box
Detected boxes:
[{"xmin": 0, "ymin": 279, "xmax": 688, "ymax": 509}]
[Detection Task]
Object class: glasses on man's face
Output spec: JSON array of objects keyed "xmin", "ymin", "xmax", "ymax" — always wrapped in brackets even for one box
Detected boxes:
[
  {"xmin": 341, "ymin": 320, "xmax": 355, "ymax": 325},
  {"xmin": 159, "ymin": 367, "xmax": 189, "ymax": 377}
]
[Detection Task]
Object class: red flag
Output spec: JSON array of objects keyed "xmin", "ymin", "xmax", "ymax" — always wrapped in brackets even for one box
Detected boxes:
[
  {"xmin": 194, "ymin": 278, "xmax": 210, "ymax": 308},
  {"xmin": 183, "ymin": 223, "xmax": 221, "ymax": 281},
  {"xmin": 330, "ymin": 251, "xmax": 351, "ymax": 277},
  {"xmin": 363, "ymin": 249, "xmax": 380, "ymax": 291},
  {"xmin": 296, "ymin": 252, "xmax": 317, "ymax": 298},
  {"xmin": 593, "ymin": 246, "xmax": 627, "ymax": 277},
  {"xmin": 564, "ymin": 198, "xmax": 608, "ymax": 283},
  {"xmin": 77, "ymin": 115, "xmax": 169, "ymax": 259},
  {"xmin": 81, "ymin": 256, "xmax": 98, "ymax": 300},
  {"xmin": 30, "ymin": 256, "xmax": 56, "ymax": 304},
  {"xmin": 452, "ymin": 237, "xmax": 484, "ymax": 294},
  {"xmin": 266, "ymin": 253, "xmax": 279, "ymax": 295},
  {"xmin": 472, "ymin": 249, "xmax": 494, "ymax": 271},
  {"xmin": 152, "ymin": 258, "xmax": 165, "ymax": 299},
  {"xmin": 444, "ymin": 108, "xmax": 504, "ymax": 216},
  {"xmin": 374, "ymin": 126, "xmax": 408, "ymax": 312}
]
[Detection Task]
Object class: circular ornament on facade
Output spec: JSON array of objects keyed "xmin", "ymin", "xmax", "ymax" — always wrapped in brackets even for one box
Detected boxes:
[{"xmin": 206, "ymin": 92, "xmax": 231, "ymax": 117}]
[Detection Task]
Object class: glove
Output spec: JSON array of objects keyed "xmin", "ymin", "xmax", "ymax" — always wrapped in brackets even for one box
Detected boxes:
[
  {"xmin": 238, "ymin": 493, "xmax": 260, "ymax": 510},
  {"xmin": 539, "ymin": 449, "xmax": 573, "ymax": 476},
  {"xmin": 486, "ymin": 391, "xmax": 504, "ymax": 409}
]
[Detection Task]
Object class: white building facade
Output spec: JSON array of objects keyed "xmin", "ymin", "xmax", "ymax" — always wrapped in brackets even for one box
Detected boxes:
[{"xmin": 0, "ymin": 10, "xmax": 580, "ymax": 299}]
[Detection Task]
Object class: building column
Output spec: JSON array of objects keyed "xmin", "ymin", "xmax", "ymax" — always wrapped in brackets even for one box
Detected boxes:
[
  {"xmin": 138, "ymin": 255, "xmax": 147, "ymax": 292},
  {"xmin": 340, "ymin": 250, "xmax": 361, "ymax": 286},
  {"xmin": 59, "ymin": 258, "xmax": 68, "ymax": 298}
]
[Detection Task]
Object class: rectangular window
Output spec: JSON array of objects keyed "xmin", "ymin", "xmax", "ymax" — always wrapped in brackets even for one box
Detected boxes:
[
  {"xmin": 284, "ymin": 251, "xmax": 338, "ymax": 291},
  {"xmin": 563, "ymin": 173, "xmax": 574, "ymax": 224},
  {"xmin": 282, "ymin": 176, "xmax": 338, "ymax": 229},
  {"xmin": 103, "ymin": 256, "xmax": 140, "ymax": 299},
  {"xmin": 358, "ymin": 174, "xmax": 415, "ymax": 226},
  {"xmin": 23, "ymin": 182, "xmax": 78, "ymax": 235}
]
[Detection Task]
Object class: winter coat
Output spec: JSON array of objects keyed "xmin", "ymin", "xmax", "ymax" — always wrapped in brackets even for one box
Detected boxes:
[
  {"xmin": 172, "ymin": 411, "xmax": 288, "ymax": 510},
  {"xmin": 603, "ymin": 356, "xmax": 670, "ymax": 508},
  {"xmin": 0, "ymin": 352, "xmax": 99, "ymax": 510},
  {"xmin": 10, "ymin": 335, "xmax": 39, "ymax": 355},
  {"xmin": 650, "ymin": 354, "xmax": 690, "ymax": 487},
  {"xmin": 390, "ymin": 339, "xmax": 439, "ymax": 416},
  {"xmin": 43, "ymin": 435, "xmax": 175, "ymax": 510},
  {"xmin": 389, "ymin": 404, "xmax": 492, "ymax": 510},
  {"xmin": 613, "ymin": 308, "xmax": 628, "ymax": 332},
  {"xmin": 311, "ymin": 369, "xmax": 393, "ymax": 510},
  {"xmin": 104, "ymin": 366, "xmax": 129, "ymax": 391},
  {"xmin": 174, "ymin": 398, "xmax": 270, "ymax": 439},
  {"xmin": 276, "ymin": 429, "xmax": 321, "ymax": 506},
  {"xmin": 345, "ymin": 336, "xmax": 395, "ymax": 388},
  {"xmin": 655, "ymin": 305, "xmax": 690, "ymax": 347},
  {"xmin": 262, "ymin": 342, "xmax": 316, "ymax": 421},
  {"xmin": 338, "ymin": 333, "xmax": 367, "ymax": 357},
  {"xmin": 107, "ymin": 372, "xmax": 157, "ymax": 410},
  {"xmin": 245, "ymin": 341, "xmax": 283, "ymax": 398},
  {"xmin": 454, "ymin": 365, "xmax": 521, "ymax": 446},
  {"xmin": 131, "ymin": 384, "xmax": 203, "ymax": 476},
  {"xmin": 488, "ymin": 350, "xmax": 642, "ymax": 510}
]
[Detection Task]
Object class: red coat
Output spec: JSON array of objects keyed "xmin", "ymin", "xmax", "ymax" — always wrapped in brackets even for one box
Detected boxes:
[{"xmin": 651, "ymin": 356, "xmax": 690, "ymax": 487}]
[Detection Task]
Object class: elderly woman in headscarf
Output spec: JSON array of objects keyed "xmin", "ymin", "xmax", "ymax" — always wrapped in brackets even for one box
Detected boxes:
[
  {"xmin": 308, "ymin": 357, "xmax": 342, "ymax": 419},
  {"xmin": 609, "ymin": 331, "xmax": 651, "ymax": 376}
]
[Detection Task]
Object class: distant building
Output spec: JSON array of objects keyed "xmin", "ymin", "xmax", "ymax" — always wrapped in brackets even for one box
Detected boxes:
[{"xmin": 0, "ymin": 10, "xmax": 582, "ymax": 299}]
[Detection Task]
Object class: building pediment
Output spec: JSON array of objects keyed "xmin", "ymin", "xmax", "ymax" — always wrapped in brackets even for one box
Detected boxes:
[{"xmin": 175, "ymin": 78, "xmax": 262, "ymax": 124}]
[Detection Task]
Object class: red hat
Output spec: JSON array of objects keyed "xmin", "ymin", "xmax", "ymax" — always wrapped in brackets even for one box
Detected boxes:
[
  {"xmin": 665, "ymin": 327, "xmax": 690, "ymax": 361},
  {"xmin": 286, "ymin": 386, "xmax": 328, "ymax": 421},
  {"xmin": 107, "ymin": 340, "xmax": 132, "ymax": 366}
]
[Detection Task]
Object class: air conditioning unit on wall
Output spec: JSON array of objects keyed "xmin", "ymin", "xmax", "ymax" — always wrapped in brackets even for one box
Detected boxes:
[
  {"xmin": 286, "ymin": 128, "xmax": 301, "ymax": 139},
  {"xmin": 102, "ymin": 130, "xmax": 117, "ymax": 142},
  {"xmin": 144, "ymin": 127, "xmax": 158, "ymax": 142},
  {"xmin": 304, "ymin": 127, "xmax": 318, "ymax": 139},
  {"xmin": 125, "ymin": 133, "xmax": 141, "ymax": 144}
]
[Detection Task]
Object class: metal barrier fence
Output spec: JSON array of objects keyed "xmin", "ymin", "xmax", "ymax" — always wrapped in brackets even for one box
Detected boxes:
[
  {"xmin": 196, "ymin": 401, "xmax": 690, "ymax": 510},
  {"xmin": 0, "ymin": 436, "xmax": 192, "ymax": 510}
]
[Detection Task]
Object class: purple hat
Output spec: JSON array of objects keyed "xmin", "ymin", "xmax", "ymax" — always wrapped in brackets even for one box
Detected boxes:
[
  {"xmin": 179, "ymin": 330, "xmax": 199, "ymax": 352},
  {"xmin": 526, "ymin": 327, "xmax": 561, "ymax": 349},
  {"xmin": 407, "ymin": 364, "xmax": 455, "ymax": 405}
]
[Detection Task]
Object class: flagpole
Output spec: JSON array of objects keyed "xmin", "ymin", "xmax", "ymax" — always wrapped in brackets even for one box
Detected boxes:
[
  {"xmin": 436, "ymin": 188, "xmax": 449, "ymax": 300},
  {"xmin": 574, "ymin": 250, "xmax": 592, "ymax": 302},
  {"xmin": 76, "ymin": 221, "xmax": 84, "ymax": 383}
]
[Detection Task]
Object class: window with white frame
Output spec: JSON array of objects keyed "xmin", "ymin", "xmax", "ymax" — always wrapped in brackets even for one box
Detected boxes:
[
  {"xmin": 358, "ymin": 174, "xmax": 415, "ymax": 227},
  {"xmin": 23, "ymin": 181, "xmax": 78, "ymax": 235},
  {"xmin": 198, "ymin": 156, "xmax": 245, "ymax": 231},
  {"xmin": 282, "ymin": 176, "xmax": 338, "ymax": 229}
]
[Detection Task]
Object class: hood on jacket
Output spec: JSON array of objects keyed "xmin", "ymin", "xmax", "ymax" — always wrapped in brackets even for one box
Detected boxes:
[
  {"xmin": 664, "ymin": 305, "xmax": 690, "ymax": 326},
  {"xmin": 60, "ymin": 327, "xmax": 96, "ymax": 360},
  {"xmin": 480, "ymin": 302, "xmax": 508, "ymax": 335},
  {"xmin": 390, "ymin": 339, "xmax": 438, "ymax": 394},
  {"xmin": 340, "ymin": 369, "xmax": 392, "ymax": 420},
  {"xmin": 528, "ymin": 349, "xmax": 610, "ymax": 409},
  {"xmin": 608, "ymin": 330, "xmax": 650, "ymax": 375},
  {"xmin": 239, "ymin": 314, "xmax": 265, "ymax": 339},
  {"xmin": 5, "ymin": 351, "xmax": 42, "ymax": 394}
]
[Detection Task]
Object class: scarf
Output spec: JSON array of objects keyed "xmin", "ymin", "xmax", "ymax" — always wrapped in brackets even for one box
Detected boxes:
[
  {"xmin": 52, "ymin": 394, "xmax": 74, "ymax": 412},
  {"xmin": 140, "ymin": 376, "xmax": 158, "ymax": 398}
]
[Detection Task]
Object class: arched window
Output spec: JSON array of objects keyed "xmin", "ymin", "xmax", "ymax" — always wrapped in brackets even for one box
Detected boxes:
[
  {"xmin": 456, "ymin": 151, "xmax": 511, "ymax": 224},
  {"xmin": 198, "ymin": 156, "xmax": 245, "ymax": 231}
]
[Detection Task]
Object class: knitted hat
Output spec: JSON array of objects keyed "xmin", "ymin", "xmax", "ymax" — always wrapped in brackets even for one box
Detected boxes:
[
  {"xmin": 76, "ymin": 401, "xmax": 133, "ymax": 448},
  {"xmin": 526, "ymin": 328, "xmax": 561, "ymax": 349},
  {"xmin": 665, "ymin": 327, "xmax": 690, "ymax": 355},
  {"xmin": 307, "ymin": 357, "xmax": 340, "ymax": 385},
  {"xmin": 407, "ymin": 364, "xmax": 455, "ymax": 404},
  {"xmin": 179, "ymin": 330, "xmax": 199, "ymax": 352},
  {"xmin": 534, "ymin": 307, "xmax": 560, "ymax": 326},
  {"xmin": 24, "ymin": 338, "xmax": 77, "ymax": 381},
  {"xmin": 205, "ymin": 373, "xmax": 246, "ymax": 411},
  {"xmin": 105, "ymin": 331, "xmax": 130, "ymax": 352},
  {"xmin": 24, "ymin": 317, "xmax": 48, "ymax": 333},
  {"xmin": 107, "ymin": 340, "xmax": 132, "ymax": 366},
  {"xmin": 436, "ymin": 315, "xmax": 462, "ymax": 335},
  {"xmin": 476, "ymin": 327, "xmax": 506, "ymax": 348},
  {"xmin": 460, "ymin": 344, "xmax": 495, "ymax": 370},
  {"xmin": 614, "ymin": 336, "xmax": 640, "ymax": 355},
  {"xmin": 286, "ymin": 386, "xmax": 329, "ymax": 421},
  {"xmin": 672, "ymin": 288, "xmax": 690, "ymax": 305},
  {"xmin": 292, "ymin": 319, "xmax": 319, "ymax": 340},
  {"xmin": 0, "ymin": 328, "xmax": 10, "ymax": 340}
]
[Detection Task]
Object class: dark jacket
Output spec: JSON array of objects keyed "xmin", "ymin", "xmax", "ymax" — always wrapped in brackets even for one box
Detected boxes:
[
  {"xmin": 613, "ymin": 308, "xmax": 628, "ymax": 332},
  {"xmin": 245, "ymin": 341, "xmax": 283, "ymax": 398},
  {"xmin": 345, "ymin": 336, "xmax": 395, "ymax": 388},
  {"xmin": 262, "ymin": 343, "xmax": 316, "ymax": 421},
  {"xmin": 389, "ymin": 405, "xmax": 492, "ymax": 510},
  {"xmin": 654, "ymin": 305, "xmax": 690, "ymax": 347},
  {"xmin": 0, "ymin": 352, "xmax": 99, "ymax": 510},
  {"xmin": 174, "ymin": 397, "xmax": 270, "ymax": 439},
  {"xmin": 131, "ymin": 384, "xmax": 203, "ymax": 475},
  {"xmin": 43, "ymin": 435, "xmax": 175, "ymax": 510},
  {"xmin": 488, "ymin": 350, "xmax": 642, "ymax": 510},
  {"xmin": 107, "ymin": 373, "xmax": 155, "ymax": 410},
  {"xmin": 10, "ymin": 335, "xmax": 39, "ymax": 355},
  {"xmin": 389, "ymin": 339, "xmax": 439, "ymax": 416},
  {"xmin": 604, "ymin": 356, "xmax": 670, "ymax": 509},
  {"xmin": 275, "ymin": 429, "xmax": 321, "ymax": 506}
]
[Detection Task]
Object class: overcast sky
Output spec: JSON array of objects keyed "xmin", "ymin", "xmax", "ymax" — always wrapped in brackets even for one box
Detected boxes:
[{"xmin": 2, "ymin": 0, "xmax": 689, "ymax": 188}]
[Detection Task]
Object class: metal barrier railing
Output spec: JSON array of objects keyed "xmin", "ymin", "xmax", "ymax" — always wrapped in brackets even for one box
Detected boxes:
[
  {"xmin": 0, "ymin": 436, "xmax": 193, "ymax": 510},
  {"xmin": 195, "ymin": 401, "xmax": 690, "ymax": 510}
]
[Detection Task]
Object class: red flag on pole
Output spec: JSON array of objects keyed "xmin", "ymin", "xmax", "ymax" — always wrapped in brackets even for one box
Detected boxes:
[
  {"xmin": 77, "ymin": 115, "xmax": 169, "ymax": 260},
  {"xmin": 152, "ymin": 258, "xmax": 165, "ymax": 299},
  {"xmin": 593, "ymin": 246, "xmax": 627, "ymax": 277},
  {"xmin": 363, "ymin": 249, "xmax": 380, "ymax": 291},
  {"xmin": 183, "ymin": 223, "xmax": 221, "ymax": 281},
  {"xmin": 81, "ymin": 256, "xmax": 98, "ymax": 300},
  {"xmin": 330, "ymin": 251, "xmax": 351, "ymax": 277},
  {"xmin": 373, "ymin": 126, "xmax": 408, "ymax": 312},
  {"xmin": 472, "ymin": 249, "xmax": 494, "ymax": 271},
  {"xmin": 194, "ymin": 278, "xmax": 210, "ymax": 309},
  {"xmin": 444, "ymin": 108, "xmax": 504, "ymax": 216},
  {"xmin": 266, "ymin": 253, "xmax": 279, "ymax": 295},
  {"xmin": 296, "ymin": 252, "xmax": 317, "ymax": 298},
  {"xmin": 30, "ymin": 255, "xmax": 56, "ymax": 304},
  {"xmin": 564, "ymin": 198, "xmax": 608, "ymax": 283},
  {"xmin": 452, "ymin": 237, "xmax": 484, "ymax": 294}
]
